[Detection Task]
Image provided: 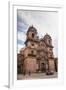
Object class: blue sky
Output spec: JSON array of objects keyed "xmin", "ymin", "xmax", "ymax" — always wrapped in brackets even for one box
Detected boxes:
[{"xmin": 17, "ymin": 10, "xmax": 58, "ymax": 57}]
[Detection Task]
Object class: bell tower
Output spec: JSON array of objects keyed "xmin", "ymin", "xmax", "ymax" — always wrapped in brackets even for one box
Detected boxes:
[
  {"xmin": 26, "ymin": 25, "xmax": 37, "ymax": 40},
  {"xmin": 44, "ymin": 34, "xmax": 55, "ymax": 73},
  {"xmin": 24, "ymin": 26, "xmax": 39, "ymax": 73}
]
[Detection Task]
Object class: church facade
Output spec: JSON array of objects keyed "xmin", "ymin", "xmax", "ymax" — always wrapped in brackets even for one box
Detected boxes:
[{"xmin": 17, "ymin": 26, "xmax": 58, "ymax": 75}]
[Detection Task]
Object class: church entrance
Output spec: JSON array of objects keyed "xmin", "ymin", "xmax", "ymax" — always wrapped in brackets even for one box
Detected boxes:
[{"xmin": 41, "ymin": 63, "xmax": 46, "ymax": 72}]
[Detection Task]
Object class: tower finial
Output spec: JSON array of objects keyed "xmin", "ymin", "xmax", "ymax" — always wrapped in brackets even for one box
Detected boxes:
[{"xmin": 32, "ymin": 25, "xmax": 33, "ymax": 27}]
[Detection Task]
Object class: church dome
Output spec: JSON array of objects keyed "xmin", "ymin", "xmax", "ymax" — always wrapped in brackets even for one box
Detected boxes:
[
  {"xmin": 44, "ymin": 33, "xmax": 51, "ymax": 40},
  {"xmin": 27, "ymin": 25, "xmax": 37, "ymax": 35}
]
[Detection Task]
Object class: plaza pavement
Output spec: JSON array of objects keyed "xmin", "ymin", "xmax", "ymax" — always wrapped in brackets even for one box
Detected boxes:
[{"xmin": 17, "ymin": 72, "xmax": 58, "ymax": 80}]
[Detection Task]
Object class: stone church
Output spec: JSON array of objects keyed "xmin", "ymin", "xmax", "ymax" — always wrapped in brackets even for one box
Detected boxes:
[{"xmin": 17, "ymin": 26, "xmax": 58, "ymax": 75}]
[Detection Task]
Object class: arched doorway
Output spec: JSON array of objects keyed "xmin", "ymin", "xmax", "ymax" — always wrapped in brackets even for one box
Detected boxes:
[{"xmin": 41, "ymin": 63, "xmax": 46, "ymax": 72}]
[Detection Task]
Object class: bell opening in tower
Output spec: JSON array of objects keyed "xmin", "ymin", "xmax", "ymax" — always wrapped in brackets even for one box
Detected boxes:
[{"xmin": 32, "ymin": 33, "xmax": 34, "ymax": 38}]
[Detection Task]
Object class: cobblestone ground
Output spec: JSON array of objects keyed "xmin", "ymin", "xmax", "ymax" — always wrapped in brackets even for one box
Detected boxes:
[{"xmin": 17, "ymin": 72, "xmax": 58, "ymax": 80}]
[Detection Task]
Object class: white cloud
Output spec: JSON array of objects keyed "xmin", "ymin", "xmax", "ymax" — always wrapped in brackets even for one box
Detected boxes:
[{"xmin": 18, "ymin": 31, "xmax": 26, "ymax": 42}]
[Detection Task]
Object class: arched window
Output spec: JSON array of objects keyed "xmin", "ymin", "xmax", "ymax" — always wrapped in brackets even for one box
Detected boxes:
[
  {"xmin": 48, "ymin": 39, "xmax": 51, "ymax": 44},
  {"xmin": 32, "ymin": 43, "xmax": 34, "ymax": 46},
  {"xmin": 32, "ymin": 33, "xmax": 34, "ymax": 38},
  {"xmin": 31, "ymin": 50, "xmax": 34, "ymax": 54}
]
